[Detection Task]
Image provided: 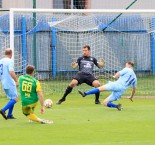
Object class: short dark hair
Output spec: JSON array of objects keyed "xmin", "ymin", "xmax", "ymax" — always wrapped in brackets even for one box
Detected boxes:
[
  {"xmin": 127, "ymin": 61, "xmax": 134, "ymax": 67},
  {"xmin": 83, "ymin": 45, "xmax": 90, "ymax": 51},
  {"xmin": 5, "ymin": 48, "xmax": 12, "ymax": 55},
  {"xmin": 26, "ymin": 65, "xmax": 35, "ymax": 74}
]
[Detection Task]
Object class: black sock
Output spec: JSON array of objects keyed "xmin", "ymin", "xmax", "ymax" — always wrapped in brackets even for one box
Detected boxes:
[
  {"xmin": 61, "ymin": 86, "xmax": 73, "ymax": 100},
  {"xmin": 95, "ymin": 92, "xmax": 100, "ymax": 101}
]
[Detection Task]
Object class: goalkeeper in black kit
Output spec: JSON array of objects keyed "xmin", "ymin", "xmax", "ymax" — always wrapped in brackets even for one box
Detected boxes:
[{"xmin": 56, "ymin": 45, "xmax": 105, "ymax": 105}]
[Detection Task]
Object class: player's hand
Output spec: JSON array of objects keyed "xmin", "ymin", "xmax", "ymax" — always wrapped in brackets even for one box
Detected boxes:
[
  {"xmin": 71, "ymin": 62, "xmax": 78, "ymax": 69},
  {"xmin": 127, "ymin": 96, "xmax": 133, "ymax": 102},
  {"xmin": 98, "ymin": 58, "xmax": 105, "ymax": 68},
  {"xmin": 41, "ymin": 107, "xmax": 45, "ymax": 114}
]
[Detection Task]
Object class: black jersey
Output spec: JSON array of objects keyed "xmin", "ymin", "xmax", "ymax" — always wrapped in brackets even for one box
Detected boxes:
[{"xmin": 77, "ymin": 56, "xmax": 98, "ymax": 74}]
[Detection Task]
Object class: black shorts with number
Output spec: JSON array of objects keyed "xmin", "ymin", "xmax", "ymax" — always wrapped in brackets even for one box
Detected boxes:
[{"xmin": 73, "ymin": 72, "xmax": 97, "ymax": 86}]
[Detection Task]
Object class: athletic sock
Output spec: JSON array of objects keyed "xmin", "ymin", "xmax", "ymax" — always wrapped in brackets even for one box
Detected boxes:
[
  {"xmin": 85, "ymin": 88, "xmax": 100, "ymax": 95},
  {"xmin": 7, "ymin": 104, "xmax": 15, "ymax": 117},
  {"xmin": 27, "ymin": 113, "xmax": 40, "ymax": 122},
  {"xmin": 2, "ymin": 99, "xmax": 16, "ymax": 112},
  {"xmin": 95, "ymin": 92, "xmax": 100, "ymax": 101},
  {"xmin": 107, "ymin": 102, "xmax": 117, "ymax": 108},
  {"xmin": 61, "ymin": 86, "xmax": 73, "ymax": 100}
]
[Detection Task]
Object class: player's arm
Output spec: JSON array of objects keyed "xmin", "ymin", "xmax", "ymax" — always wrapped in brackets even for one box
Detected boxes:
[
  {"xmin": 36, "ymin": 81, "xmax": 45, "ymax": 114},
  {"xmin": 9, "ymin": 61, "xmax": 18, "ymax": 86},
  {"xmin": 128, "ymin": 79, "xmax": 137, "ymax": 102},
  {"xmin": 10, "ymin": 71, "xmax": 18, "ymax": 86},
  {"xmin": 127, "ymin": 88, "xmax": 136, "ymax": 102},
  {"xmin": 113, "ymin": 68, "xmax": 128, "ymax": 79},
  {"xmin": 97, "ymin": 58, "xmax": 105, "ymax": 68},
  {"xmin": 71, "ymin": 62, "xmax": 78, "ymax": 69},
  {"xmin": 112, "ymin": 72, "xmax": 120, "ymax": 79},
  {"xmin": 37, "ymin": 91, "xmax": 45, "ymax": 114}
]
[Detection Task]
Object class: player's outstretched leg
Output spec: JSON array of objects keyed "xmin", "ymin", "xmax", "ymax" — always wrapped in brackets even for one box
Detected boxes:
[
  {"xmin": 78, "ymin": 90, "xmax": 86, "ymax": 97},
  {"xmin": 40, "ymin": 119, "xmax": 54, "ymax": 124},
  {"xmin": 103, "ymin": 98, "xmax": 122, "ymax": 111},
  {"xmin": 0, "ymin": 109, "xmax": 7, "ymax": 120},
  {"xmin": 116, "ymin": 104, "xmax": 122, "ymax": 111},
  {"xmin": 56, "ymin": 86, "xmax": 73, "ymax": 104},
  {"xmin": 106, "ymin": 102, "xmax": 122, "ymax": 111},
  {"xmin": 78, "ymin": 90, "xmax": 101, "ymax": 104},
  {"xmin": 27, "ymin": 113, "xmax": 53, "ymax": 124},
  {"xmin": 7, "ymin": 99, "xmax": 17, "ymax": 119},
  {"xmin": 0, "ymin": 99, "xmax": 17, "ymax": 120},
  {"xmin": 56, "ymin": 98, "xmax": 66, "ymax": 104},
  {"xmin": 78, "ymin": 88, "xmax": 100, "ymax": 97},
  {"xmin": 95, "ymin": 92, "xmax": 101, "ymax": 104},
  {"xmin": 92, "ymin": 81, "xmax": 101, "ymax": 104}
]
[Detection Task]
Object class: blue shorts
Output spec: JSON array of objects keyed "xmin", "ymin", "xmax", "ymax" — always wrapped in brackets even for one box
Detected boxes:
[
  {"xmin": 4, "ymin": 85, "xmax": 18, "ymax": 99},
  {"xmin": 105, "ymin": 81, "xmax": 126, "ymax": 101}
]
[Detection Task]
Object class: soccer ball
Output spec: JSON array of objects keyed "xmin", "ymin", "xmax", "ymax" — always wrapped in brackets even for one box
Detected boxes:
[{"xmin": 44, "ymin": 99, "xmax": 53, "ymax": 108}]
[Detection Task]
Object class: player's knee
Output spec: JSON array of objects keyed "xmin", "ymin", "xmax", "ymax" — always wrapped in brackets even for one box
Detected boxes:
[
  {"xmin": 15, "ymin": 98, "xmax": 18, "ymax": 102},
  {"xmin": 69, "ymin": 80, "xmax": 78, "ymax": 87},
  {"xmin": 93, "ymin": 81, "xmax": 100, "ymax": 87},
  {"xmin": 13, "ymin": 97, "xmax": 18, "ymax": 102},
  {"xmin": 95, "ymin": 83, "xmax": 100, "ymax": 87},
  {"xmin": 23, "ymin": 112, "xmax": 29, "ymax": 116},
  {"xmin": 69, "ymin": 84, "xmax": 76, "ymax": 88}
]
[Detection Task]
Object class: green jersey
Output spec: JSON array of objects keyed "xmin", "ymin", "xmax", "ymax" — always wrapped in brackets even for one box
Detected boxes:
[{"xmin": 19, "ymin": 75, "xmax": 42, "ymax": 106}]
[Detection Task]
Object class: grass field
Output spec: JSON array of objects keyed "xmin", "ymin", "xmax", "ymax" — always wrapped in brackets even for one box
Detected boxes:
[
  {"xmin": 0, "ymin": 93, "xmax": 155, "ymax": 145},
  {"xmin": 0, "ymin": 76, "xmax": 155, "ymax": 96}
]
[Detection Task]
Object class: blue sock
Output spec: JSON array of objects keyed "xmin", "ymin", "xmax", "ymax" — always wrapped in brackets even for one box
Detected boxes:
[
  {"xmin": 107, "ymin": 102, "xmax": 117, "ymax": 108},
  {"xmin": 7, "ymin": 104, "xmax": 15, "ymax": 117},
  {"xmin": 85, "ymin": 88, "xmax": 100, "ymax": 95},
  {"xmin": 2, "ymin": 99, "xmax": 16, "ymax": 112}
]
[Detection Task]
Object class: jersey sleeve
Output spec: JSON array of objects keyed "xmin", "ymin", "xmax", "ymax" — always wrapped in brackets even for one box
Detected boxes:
[
  {"xmin": 93, "ymin": 57, "xmax": 98, "ymax": 66},
  {"xmin": 77, "ymin": 57, "xmax": 82, "ymax": 65},
  {"xmin": 8, "ymin": 60, "xmax": 14, "ymax": 71},
  {"xmin": 36, "ymin": 81, "xmax": 42, "ymax": 92},
  {"xmin": 119, "ymin": 68, "xmax": 128, "ymax": 76}
]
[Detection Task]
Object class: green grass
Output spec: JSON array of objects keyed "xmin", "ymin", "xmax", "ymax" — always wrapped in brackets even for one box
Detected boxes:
[
  {"xmin": 1, "ymin": 76, "xmax": 155, "ymax": 96},
  {"xmin": 0, "ymin": 94, "xmax": 155, "ymax": 145}
]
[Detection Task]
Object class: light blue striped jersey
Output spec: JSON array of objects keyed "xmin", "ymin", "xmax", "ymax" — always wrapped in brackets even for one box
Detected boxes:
[
  {"xmin": 0, "ymin": 57, "xmax": 16, "ymax": 89},
  {"xmin": 116, "ymin": 67, "xmax": 137, "ymax": 89}
]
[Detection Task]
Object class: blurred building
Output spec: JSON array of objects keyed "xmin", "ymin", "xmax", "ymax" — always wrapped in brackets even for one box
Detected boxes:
[{"xmin": 0, "ymin": 0, "xmax": 155, "ymax": 9}]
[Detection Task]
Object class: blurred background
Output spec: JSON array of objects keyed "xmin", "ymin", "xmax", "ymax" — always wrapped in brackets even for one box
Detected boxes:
[{"xmin": 0, "ymin": 0, "xmax": 155, "ymax": 9}]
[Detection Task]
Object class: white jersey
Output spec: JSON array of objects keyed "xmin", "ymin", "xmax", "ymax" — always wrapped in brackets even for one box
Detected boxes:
[{"xmin": 0, "ymin": 57, "xmax": 16, "ymax": 89}]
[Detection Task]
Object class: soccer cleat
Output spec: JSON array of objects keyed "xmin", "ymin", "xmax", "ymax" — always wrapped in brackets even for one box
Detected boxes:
[
  {"xmin": 0, "ymin": 109, "xmax": 7, "ymax": 120},
  {"xmin": 28, "ymin": 119, "xmax": 33, "ymax": 123},
  {"xmin": 7, "ymin": 115, "xmax": 17, "ymax": 119},
  {"xmin": 78, "ymin": 90, "xmax": 86, "ymax": 97},
  {"xmin": 95, "ymin": 100, "xmax": 101, "ymax": 104},
  {"xmin": 56, "ymin": 98, "xmax": 65, "ymax": 105},
  {"xmin": 41, "ymin": 119, "xmax": 53, "ymax": 124},
  {"xmin": 117, "ymin": 104, "xmax": 122, "ymax": 111}
]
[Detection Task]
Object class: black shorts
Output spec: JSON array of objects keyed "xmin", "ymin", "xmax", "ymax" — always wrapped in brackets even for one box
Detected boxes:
[{"xmin": 73, "ymin": 72, "xmax": 97, "ymax": 86}]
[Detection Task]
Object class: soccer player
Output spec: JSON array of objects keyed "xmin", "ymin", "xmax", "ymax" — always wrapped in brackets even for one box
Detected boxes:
[
  {"xmin": 0, "ymin": 48, "xmax": 18, "ymax": 120},
  {"xmin": 78, "ymin": 61, "xmax": 137, "ymax": 111},
  {"xmin": 19, "ymin": 65, "xmax": 53, "ymax": 124},
  {"xmin": 56, "ymin": 45, "xmax": 105, "ymax": 105}
]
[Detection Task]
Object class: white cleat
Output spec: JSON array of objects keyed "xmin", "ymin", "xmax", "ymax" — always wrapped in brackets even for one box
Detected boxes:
[{"xmin": 41, "ymin": 119, "xmax": 54, "ymax": 124}]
